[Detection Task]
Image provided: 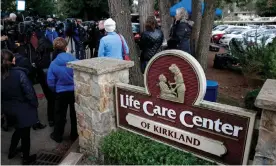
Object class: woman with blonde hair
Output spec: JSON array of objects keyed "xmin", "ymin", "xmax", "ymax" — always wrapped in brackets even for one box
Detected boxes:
[{"xmin": 168, "ymin": 7, "xmax": 194, "ymax": 54}]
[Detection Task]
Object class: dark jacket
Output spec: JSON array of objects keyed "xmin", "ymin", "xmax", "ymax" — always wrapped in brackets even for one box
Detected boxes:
[
  {"xmin": 73, "ymin": 24, "xmax": 87, "ymax": 42},
  {"xmin": 15, "ymin": 53, "xmax": 36, "ymax": 83},
  {"xmin": 35, "ymin": 36, "xmax": 54, "ymax": 70},
  {"xmin": 1, "ymin": 67, "xmax": 38, "ymax": 128},
  {"xmin": 169, "ymin": 20, "xmax": 192, "ymax": 54},
  {"xmin": 139, "ymin": 28, "xmax": 164, "ymax": 62}
]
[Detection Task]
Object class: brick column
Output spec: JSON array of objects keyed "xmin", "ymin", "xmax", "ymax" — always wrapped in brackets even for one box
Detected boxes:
[
  {"xmin": 253, "ymin": 79, "xmax": 276, "ymax": 165},
  {"xmin": 67, "ymin": 58, "xmax": 134, "ymax": 159}
]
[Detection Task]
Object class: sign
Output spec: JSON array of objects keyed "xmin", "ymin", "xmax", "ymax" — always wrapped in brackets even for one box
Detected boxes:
[
  {"xmin": 115, "ymin": 50, "xmax": 256, "ymax": 165},
  {"xmin": 17, "ymin": 0, "xmax": 26, "ymax": 11}
]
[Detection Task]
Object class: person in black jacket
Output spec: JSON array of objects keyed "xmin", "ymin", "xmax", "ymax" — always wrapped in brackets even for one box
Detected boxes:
[
  {"xmin": 168, "ymin": 8, "xmax": 194, "ymax": 54},
  {"xmin": 1, "ymin": 49, "xmax": 37, "ymax": 164},
  {"xmin": 35, "ymin": 36, "xmax": 56, "ymax": 127},
  {"xmin": 139, "ymin": 16, "xmax": 164, "ymax": 74},
  {"xmin": 93, "ymin": 20, "xmax": 106, "ymax": 58},
  {"xmin": 14, "ymin": 52, "xmax": 47, "ymax": 130}
]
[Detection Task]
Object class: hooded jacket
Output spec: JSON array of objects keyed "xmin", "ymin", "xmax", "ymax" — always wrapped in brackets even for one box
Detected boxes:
[
  {"xmin": 169, "ymin": 18, "xmax": 193, "ymax": 54},
  {"xmin": 1, "ymin": 66, "xmax": 38, "ymax": 128},
  {"xmin": 47, "ymin": 52, "xmax": 77, "ymax": 93}
]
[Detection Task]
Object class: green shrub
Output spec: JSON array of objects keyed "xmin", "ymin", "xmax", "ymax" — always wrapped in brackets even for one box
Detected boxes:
[
  {"xmin": 244, "ymin": 89, "xmax": 262, "ymax": 117},
  {"xmin": 244, "ymin": 89, "xmax": 261, "ymax": 110},
  {"xmin": 230, "ymin": 36, "xmax": 276, "ymax": 79},
  {"xmin": 101, "ymin": 130, "xmax": 213, "ymax": 165}
]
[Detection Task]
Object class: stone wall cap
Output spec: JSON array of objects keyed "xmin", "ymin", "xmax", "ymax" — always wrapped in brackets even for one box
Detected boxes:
[
  {"xmin": 255, "ymin": 79, "xmax": 276, "ymax": 111},
  {"xmin": 67, "ymin": 58, "xmax": 134, "ymax": 75}
]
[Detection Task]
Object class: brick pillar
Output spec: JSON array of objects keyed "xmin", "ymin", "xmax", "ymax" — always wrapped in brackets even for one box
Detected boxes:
[
  {"xmin": 253, "ymin": 79, "xmax": 276, "ymax": 165},
  {"xmin": 67, "ymin": 58, "xmax": 134, "ymax": 159}
]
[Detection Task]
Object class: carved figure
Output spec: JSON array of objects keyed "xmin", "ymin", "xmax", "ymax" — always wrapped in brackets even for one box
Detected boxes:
[
  {"xmin": 158, "ymin": 74, "xmax": 177, "ymax": 100},
  {"xmin": 169, "ymin": 64, "xmax": 186, "ymax": 103}
]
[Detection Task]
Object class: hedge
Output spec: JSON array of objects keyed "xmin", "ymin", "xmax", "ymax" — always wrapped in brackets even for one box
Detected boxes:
[{"xmin": 101, "ymin": 130, "xmax": 213, "ymax": 165}]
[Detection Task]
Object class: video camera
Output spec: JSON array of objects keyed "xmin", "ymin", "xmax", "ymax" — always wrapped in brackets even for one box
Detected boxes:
[
  {"xmin": 65, "ymin": 18, "xmax": 76, "ymax": 37},
  {"xmin": 55, "ymin": 21, "xmax": 65, "ymax": 37}
]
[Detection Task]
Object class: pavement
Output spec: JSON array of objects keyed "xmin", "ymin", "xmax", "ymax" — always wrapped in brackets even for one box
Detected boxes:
[{"xmin": 1, "ymin": 84, "xmax": 72, "ymax": 165}]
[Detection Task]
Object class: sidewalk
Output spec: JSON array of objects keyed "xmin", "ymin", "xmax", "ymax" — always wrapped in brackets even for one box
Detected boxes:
[{"xmin": 1, "ymin": 84, "xmax": 72, "ymax": 165}]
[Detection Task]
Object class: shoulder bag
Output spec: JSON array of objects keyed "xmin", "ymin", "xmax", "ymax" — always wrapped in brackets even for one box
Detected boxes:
[{"xmin": 118, "ymin": 34, "xmax": 131, "ymax": 61}]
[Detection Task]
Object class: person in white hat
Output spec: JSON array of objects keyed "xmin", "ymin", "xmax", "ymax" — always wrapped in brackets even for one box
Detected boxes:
[
  {"xmin": 9, "ymin": 13, "xmax": 17, "ymax": 22},
  {"xmin": 98, "ymin": 18, "xmax": 129, "ymax": 60}
]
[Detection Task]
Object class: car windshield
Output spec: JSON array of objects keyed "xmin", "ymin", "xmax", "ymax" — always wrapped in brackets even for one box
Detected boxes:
[
  {"xmin": 132, "ymin": 23, "xmax": 140, "ymax": 33},
  {"xmin": 247, "ymin": 30, "xmax": 262, "ymax": 37},
  {"xmin": 225, "ymin": 28, "xmax": 246, "ymax": 34},
  {"xmin": 256, "ymin": 30, "xmax": 276, "ymax": 39},
  {"xmin": 213, "ymin": 26, "xmax": 228, "ymax": 31},
  {"xmin": 263, "ymin": 30, "xmax": 276, "ymax": 35},
  {"xmin": 232, "ymin": 30, "xmax": 243, "ymax": 34}
]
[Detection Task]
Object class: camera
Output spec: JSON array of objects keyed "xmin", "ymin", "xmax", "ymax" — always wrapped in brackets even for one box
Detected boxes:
[
  {"xmin": 65, "ymin": 18, "xmax": 76, "ymax": 37},
  {"xmin": 55, "ymin": 21, "xmax": 65, "ymax": 37}
]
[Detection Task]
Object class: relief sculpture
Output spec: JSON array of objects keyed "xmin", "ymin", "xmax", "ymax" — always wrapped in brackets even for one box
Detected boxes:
[{"xmin": 158, "ymin": 64, "xmax": 186, "ymax": 103}]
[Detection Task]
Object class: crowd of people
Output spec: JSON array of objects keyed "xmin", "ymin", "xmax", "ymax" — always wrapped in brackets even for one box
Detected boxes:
[{"xmin": 1, "ymin": 7, "xmax": 193, "ymax": 164}]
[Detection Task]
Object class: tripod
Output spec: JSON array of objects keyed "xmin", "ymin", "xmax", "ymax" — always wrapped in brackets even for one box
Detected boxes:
[{"xmin": 66, "ymin": 36, "xmax": 75, "ymax": 55}]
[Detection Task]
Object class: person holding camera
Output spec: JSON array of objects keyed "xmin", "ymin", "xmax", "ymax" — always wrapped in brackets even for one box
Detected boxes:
[
  {"xmin": 73, "ymin": 19, "xmax": 86, "ymax": 60},
  {"xmin": 1, "ymin": 13, "xmax": 17, "ymax": 51}
]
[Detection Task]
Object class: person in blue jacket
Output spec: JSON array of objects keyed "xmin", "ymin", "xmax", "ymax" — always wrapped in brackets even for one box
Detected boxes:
[
  {"xmin": 45, "ymin": 21, "xmax": 58, "ymax": 44},
  {"xmin": 98, "ymin": 18, "xmax": 129, "ymax": 60},
  {"xmin": 47, "ymin": 37, "xmax": 78, "ymax": 143}
]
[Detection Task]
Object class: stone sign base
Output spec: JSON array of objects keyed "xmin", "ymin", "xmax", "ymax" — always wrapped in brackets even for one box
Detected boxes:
[
  {"xmin": 253, "ymin": 79, "xmax": 276, "ymax": 165},
  {"xmin": 68, "ymin": 58, "xmax": 134, "ymax": 160}
]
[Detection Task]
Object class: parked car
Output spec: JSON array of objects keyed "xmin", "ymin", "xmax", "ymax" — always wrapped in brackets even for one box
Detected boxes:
[
  {"xmin": 212, "ymin": 26, "xmax": 251, "ymax": 44},
  {"xmin": 212, "ymin": 25, "xmax": 233, "ymax": 35},
  {"xmin": 230, "ymin": 29, "xmax": 276, "ymax": 51},
  {"xmin": 246, "ymin": 29, "xmax": 276, "ymax": 44},
  {"xmin": 265, "ymin": 34, "xmax": 276, "ymax": 46},
  {"xmin": 132, "ymin": 23, "xmax": 140, "ymax": 42},
  {"xmin": 260, "ymin": 25, "xmax": 276, "ymax": 30},
  {"xmin": 219, "ymin": 29, "xmax": 257, "ymax": 46}
]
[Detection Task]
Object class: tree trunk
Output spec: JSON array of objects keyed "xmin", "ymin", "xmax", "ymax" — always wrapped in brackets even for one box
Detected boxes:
[
  {"xmin": 159, "ymin": 0, "xmax": 173, "ymax": 41},
  {"xmin": 108, "ymin": 0, "xmax": 144, "ymax": 87},
  {"xmin": 138, "ymin": 0, "xmax": 155, "ymax": 33},
  {"xmin": 191, "ymin": 0, "xmax": 202, "ymax": 56},
  {"xmin": 196, "ymin": 0, "xmax": 216, "ymax": 72}
]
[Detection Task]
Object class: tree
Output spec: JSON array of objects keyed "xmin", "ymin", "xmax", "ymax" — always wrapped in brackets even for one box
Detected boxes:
[
  {"xmin": 108, "ymin": 0, "xmax": 144, "ymax": 86},
  {"xmin": 158, "ymin": 0, "xmax": 172, "ymax": 40},
  {"xmin": 1, "ymin": 0, "xmax": 16, "ymax": 13},
  {"xmin": 158, "ymin": 0, "xmax": 179, "ymax": 41},
  {"xmin": 195, "ymin": 0, "xmax": 216, "ymax": 71},
  {"xmin": 256, "ymin": 0, "xmax": 276, "ymax": 17},
  {"xmin": 190, "ymin": 0, "xmax": 202, "ymax": 56},
  {"xmin": 57, "ymin": 0, "xmax": 109, "ymax": 20},
  {"xmin": 138, "ymin": 0, "xmax": 155, "ymax": 33},
  {"xmin": 26, "ymin": 0, "xmax": 55, "ymax": 17}
]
